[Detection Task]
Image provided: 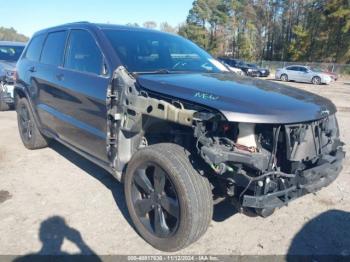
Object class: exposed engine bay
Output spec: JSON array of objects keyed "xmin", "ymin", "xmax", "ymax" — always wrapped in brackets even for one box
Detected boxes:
[
  {"xmin": 193, "ymin": 113, "xmax": 344, "ymax": 210},
  {"xmin": 107, "ymin": 66, "xmax": 345, "ymax": 212}
]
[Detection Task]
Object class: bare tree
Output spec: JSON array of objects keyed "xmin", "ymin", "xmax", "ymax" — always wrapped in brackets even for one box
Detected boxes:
[
  {"xmin": 160, "ymin": 22, "xmax": 178, "ymax": 34},
  {"xmin": 143, "ymin": 21, "xmax": 158, "ymax": 29}
]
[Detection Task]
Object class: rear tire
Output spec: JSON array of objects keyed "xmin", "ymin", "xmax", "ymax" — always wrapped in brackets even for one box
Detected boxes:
[
  {"xmin": 280, "ymin": 74, "xmax": 288, "ymax": 82},
  {"xmin": 16, "ymin": 97, "xmax": 48, "ymax": 150},
  {"xmin": 124, "ymin": 143, "xmax": 213, "ymax": 252},
  {"xmin": 312, "ymin": 76, "xmax": 321, "ymax": 85}
]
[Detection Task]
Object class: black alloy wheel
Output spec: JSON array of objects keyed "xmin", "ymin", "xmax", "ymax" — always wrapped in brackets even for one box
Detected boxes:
[
  {"xmin": 131, "ymin": 162, "xmax": 180, "ymax": 238},
  {"xmin": 18, "ymin": 102, "xmax": 33, "ymax": 143},
  {"xmin": 124, "ymin": 143, "xmax": 213, "ymax": 251},
  {"xmin": 16, "ymin": 97, "xmax": 48, "ymax": 149}
]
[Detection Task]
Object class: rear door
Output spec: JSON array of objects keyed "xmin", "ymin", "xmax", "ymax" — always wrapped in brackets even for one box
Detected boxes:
[
  {"xmin": 16, "ymin": 33, "xmax": 46, "ymax": 113},
  {"xmin": 35, "ymin": 30, "xmax": 68, "ymax": 133},
  {"xmin": 55, "ymin": 29, "xmax": 110, "ymax": 162}
]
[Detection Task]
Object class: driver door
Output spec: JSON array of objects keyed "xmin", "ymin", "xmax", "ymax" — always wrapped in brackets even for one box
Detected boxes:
[
  {"xmin": 299, "ymin": 67, "xmax": 311, "ymax": 82},
  {"xmin": 54, "ymin": 29, "xmax": 110, "ymax": 162}
]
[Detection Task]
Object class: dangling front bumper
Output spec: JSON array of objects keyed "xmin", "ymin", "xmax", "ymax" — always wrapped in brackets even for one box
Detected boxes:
[{"xmin": 242, "ymin": 149, "xmax": 345, "ymax": 209}]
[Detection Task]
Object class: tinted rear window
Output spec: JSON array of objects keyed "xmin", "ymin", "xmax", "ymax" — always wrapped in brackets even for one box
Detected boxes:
[
  {"xmin": 40, "ymin": 31, "xmax": 67, "ymax": 66},
  {"xmin": 25, "ymin": 34, "xmax": 45, "ymax": 61}
]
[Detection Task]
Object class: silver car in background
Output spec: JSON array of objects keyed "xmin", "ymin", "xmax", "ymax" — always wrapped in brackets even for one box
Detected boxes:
[
  {"xmin": 275, "ymin": 65, "xmax": 333, "ymax": 85},
  {"xmin": 0, "ymin": 41, "xmax": 26, "ymax": 111}
]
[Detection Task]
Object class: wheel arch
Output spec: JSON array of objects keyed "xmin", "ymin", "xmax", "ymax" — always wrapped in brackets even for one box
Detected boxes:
[
  {"xmin": 14, "ymin": 86, "xmax": 45, "ymax": 136},
  {"xmin": 311, "ymin": 75, "xmax": 322, "ymax": 84},
  {"xmin": 14, "ymin": 86, "xmax": 28, "ymax": 106}
]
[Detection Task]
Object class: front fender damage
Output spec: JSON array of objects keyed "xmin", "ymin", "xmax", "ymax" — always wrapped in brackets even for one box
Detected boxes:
[{"xmin": 106, "ymin": 66, "xmax": 197, "ymax": 180}]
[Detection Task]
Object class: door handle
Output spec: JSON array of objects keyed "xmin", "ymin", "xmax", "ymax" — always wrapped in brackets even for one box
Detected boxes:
[
  {"xmin": 28, "ymin": 66, "xmax": 36, "ymax": 73},
  {"xmin": 56, "ymin": 73, "xmax": 64, "ymax": 81}
]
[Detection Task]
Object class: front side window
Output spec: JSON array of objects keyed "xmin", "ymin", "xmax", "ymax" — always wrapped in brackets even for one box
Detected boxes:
[
  {"xmin": 41, "ymin": 31, "xmax": 67, "ymax": 66},
  {"xmin": 103, "ymin": 29, "xmax": 222, "ymax": 74},
  {"xmin": 25, "ymin": 34, "xmax": 46, "ymax": 62},
  {"xmin": 64, "ymin": 30, "xmax": 103, "ymax": 75}
]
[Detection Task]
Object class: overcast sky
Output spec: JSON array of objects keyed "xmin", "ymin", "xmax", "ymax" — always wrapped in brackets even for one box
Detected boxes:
[{"xmin": 0, "ymin": 0, "xmax": 193, "ymax": 37}]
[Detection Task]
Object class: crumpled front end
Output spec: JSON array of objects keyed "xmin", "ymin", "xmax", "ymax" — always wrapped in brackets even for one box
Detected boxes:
[
  {"xmin": 0, "ymin": 81, "xmax": 15, "ymax": 105},
  {"xmin": 194, "ymin": 113, "xmax": 345, "ymax": 211}
]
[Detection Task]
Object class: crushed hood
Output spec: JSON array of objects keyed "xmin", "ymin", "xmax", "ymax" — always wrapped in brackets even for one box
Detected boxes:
[{"xmin": 136, "ymin": 73, "xmax": 337, "ymax": 124}]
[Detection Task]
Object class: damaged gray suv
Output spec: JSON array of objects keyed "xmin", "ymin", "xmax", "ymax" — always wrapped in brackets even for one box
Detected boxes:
[{"xmin": 15, "ymin": 22, "xmax": 345, "ymax": 251}]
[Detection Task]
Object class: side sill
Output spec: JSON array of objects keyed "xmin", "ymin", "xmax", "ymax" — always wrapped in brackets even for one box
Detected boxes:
[
  {"xmin": 43, "ymin": 129, "xmax": 121, "ymax": 181},
  {"xmin": 56, "ymin": 137, "xmax": 121, "ymax": 181}
]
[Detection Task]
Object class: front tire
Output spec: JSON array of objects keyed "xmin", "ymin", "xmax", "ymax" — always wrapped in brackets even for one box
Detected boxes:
[
  {"xmin": 16, "ymin": 97, "xmax": 48, "ymax": 150},
  {"xmin": 124, "ymin": 143, "xmax": 213, "ymax": 252},
  {"xmin": 312, "ymin": 76, "xmax": 321, "ymax": 85}
]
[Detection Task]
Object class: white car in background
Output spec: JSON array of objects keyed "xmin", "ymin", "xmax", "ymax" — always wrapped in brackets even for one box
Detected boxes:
[
  {"xmin": 275, "ymin": 65, "xmax": 333, "ymax": 85},
  {"xmin": 221, "ymin": 62, "xmax": 245, "ymax": 76}
]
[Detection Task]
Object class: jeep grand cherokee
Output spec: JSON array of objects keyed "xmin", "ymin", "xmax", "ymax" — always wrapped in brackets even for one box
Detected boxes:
[{"xmin": 15, "ymin": 22, "xmax": 345, "ymax": 252}]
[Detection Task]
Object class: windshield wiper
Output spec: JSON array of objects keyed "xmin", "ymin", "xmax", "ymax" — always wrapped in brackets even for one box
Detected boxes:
[{"xmin": 133, "ymin": 69, "xmax": 171, "ymax": 75}]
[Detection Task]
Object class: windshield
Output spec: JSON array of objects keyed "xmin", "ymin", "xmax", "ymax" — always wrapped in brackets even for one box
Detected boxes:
[
  {"xmin": 310, "ymin": 67, "xmax": 324, "ymax": 72},
  {"xmin": 247, "ymin": 64, "xmax": 257, "ymax": 68},
  {"xmin": 237, "ymin": 61, "xmax": 248, "ymax": 67},
  {"xmin": 0, "ymin": 45, "xmax": 25, "ymax": 62},
  {"xmin": 103, "ymin": 30, "xmax": 223, "ymax": 74}
]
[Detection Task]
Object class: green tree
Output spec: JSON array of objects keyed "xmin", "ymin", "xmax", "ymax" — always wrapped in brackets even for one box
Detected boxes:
[
  {"xmin": 178, "ymin": 23, "xmax": 210, "ymax": 49},
  {"xmin": 180, "ymin": 0, "xmax": 349, "ymax": 63},
  {"xmin": 288, "ymin": 25, "xmax": 310, "ymax": 61},
  {"xmin": 0, "ymin": 27, "xmax": 28, "ymax": 42},
  {"xmin": 179, "ymin": 0, "xmax": 229, "ymax": 55}
]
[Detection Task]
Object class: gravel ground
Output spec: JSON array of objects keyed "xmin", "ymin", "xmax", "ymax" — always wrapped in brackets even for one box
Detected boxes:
[{"xmin": 0, "ymin": 78, "xmax": 349, "ymax": 257}]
